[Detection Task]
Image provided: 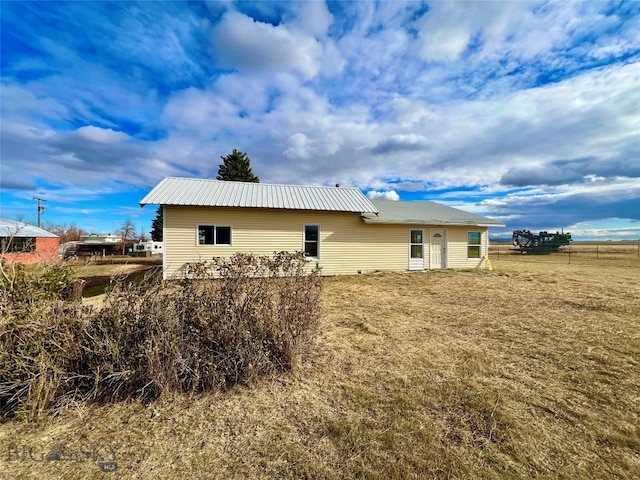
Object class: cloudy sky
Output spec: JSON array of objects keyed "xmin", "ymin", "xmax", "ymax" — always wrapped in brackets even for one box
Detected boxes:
[{"xmin": 1, "ymin": 1, "xmax": 639, "ymax": 239}]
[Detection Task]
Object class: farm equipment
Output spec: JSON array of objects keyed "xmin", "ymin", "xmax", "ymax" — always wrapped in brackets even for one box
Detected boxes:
[{"xmin": 512, "ymin": 230, "xmax": 572, "ymax": 254}]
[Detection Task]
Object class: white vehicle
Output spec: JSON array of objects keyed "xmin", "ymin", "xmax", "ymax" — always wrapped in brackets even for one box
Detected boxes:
[{"xmin": 133, "ymin": 241, "xmax": 163, "ymax": 255}]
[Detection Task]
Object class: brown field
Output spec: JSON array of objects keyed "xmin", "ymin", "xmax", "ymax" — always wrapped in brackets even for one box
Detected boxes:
[
  {"xmin": 1, "ymin": 253, "xmax": 639, "ymax": 479},
  {"xmin": 490, "ymin": 241, "xmax": 640, "ymax": 261},
  {"xmin": 71, "ymin": 260, "xmax": 160, "ymax": 302}
]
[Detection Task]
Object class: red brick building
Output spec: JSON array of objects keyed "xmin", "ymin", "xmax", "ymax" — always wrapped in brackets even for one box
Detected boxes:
[{"xmin": 0, "ymin": 218, "xmax": 60, "ymax": 264}]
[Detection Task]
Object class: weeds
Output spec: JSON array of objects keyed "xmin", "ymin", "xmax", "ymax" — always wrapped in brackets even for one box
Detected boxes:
[
  {"xmin": 0, "ymin": 252, "xmax": 321, "ymax": 420},
  {"xmin": 0, "ymin": 256, "xmax": 638, "ymax": 479}
]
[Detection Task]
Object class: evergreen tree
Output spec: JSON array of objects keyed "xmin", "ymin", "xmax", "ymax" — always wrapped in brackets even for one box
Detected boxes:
[
  {"xmin": 150, "ymin": 206, "xmax": 163, "ymax": 241},
  {"xmin": 217, "ymin": 149, "xmax": 260, "ymax": 182}
]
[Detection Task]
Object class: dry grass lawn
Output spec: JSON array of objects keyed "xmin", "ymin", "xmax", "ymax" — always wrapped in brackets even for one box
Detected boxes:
[{"xmin": 1, "ymin": 252, "xmax": 639, "ymax": 479}]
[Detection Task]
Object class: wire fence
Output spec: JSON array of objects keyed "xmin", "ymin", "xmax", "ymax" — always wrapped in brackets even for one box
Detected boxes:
[{"xmin": 489, "ymin": 243, "xmax": 640, "ymax": 265}]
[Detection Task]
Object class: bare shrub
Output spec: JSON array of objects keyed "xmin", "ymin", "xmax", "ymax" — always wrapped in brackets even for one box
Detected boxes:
[
  {"xmin": 89, "ymin": 252, "xmax": 322, "ymax": 402},
  {"xmin": 0, "ymin": 252, "xmax": 321, "ymax": 419},
  {"xmin": 0, "ymin": 261, "xmax": 91, "ymax": 420}
]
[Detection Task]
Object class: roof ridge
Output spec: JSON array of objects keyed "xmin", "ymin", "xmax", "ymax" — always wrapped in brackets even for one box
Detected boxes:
[
  {"xmin": 141, "ymin": 177, "xmax": 379, "ymax": 213},
  {"xmin": 162, "ymin": 176, "xmax": 361, "ymax": 190}
]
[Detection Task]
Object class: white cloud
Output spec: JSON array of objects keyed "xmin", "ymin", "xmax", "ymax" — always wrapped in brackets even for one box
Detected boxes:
[
  {"xmin": 391, "ymin": 97, "xmax": 441, "ymax": 126},
  {"xmin": 0, "ymin": 121, "xmax": 159, "ymax": 190},
  {"xmin": 479, "ymin": 198, "xmax": 508, "ymax": 207},
  {"xmin": 76, "ymin": 126, "xmax": 128, "ymax": 144},
  {"xmin": 162, "ymin": 87, "xmax": 239, "ymax": 135},
  {"xmin": 367, "ymin": 190, "xmax": 400, "ymax": 201},
  {"xmin": 213, "ymin": 74, "xmax": 271, "ymax": 114},
  {"xmin": 290, "ymin": 1, "xmax": 333, "ymax": 37},
  {"xmin": 284, "ymin": 133, "xmax": 313, "ymax": 160},
  {"xmin": 410, "ymin": 1, "xmax": 615, "ymax": 64},
  {"xmin": 369, "ymin": 134, "xmax": 431, "ymax": 155},
  {"xmin": 0, "ymin": 83, "xmax": 69, "ymax": 126},
  {"xmin": 411, "ymin": 1, "xmax": 521, "ymax": 61},
  {"xmin": 415, "ymin": 25, "xmax": 470, "ymax": 62},
  {"xmin": 210, "ymin": 11, "xmax": 324, "ymax": 79}
]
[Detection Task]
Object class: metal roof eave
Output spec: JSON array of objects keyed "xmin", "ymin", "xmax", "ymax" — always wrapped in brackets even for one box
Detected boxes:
[
  {"xmin": 361, "ymin": 218, "xmax": 505, "ymax": 227},
  {"xmin": 477, "ymin": 223, "xmax": 506, "ymax": 227},
  {"xmin": 141, "ymin": 199, "xmax": 378, "ymax": 215},
  {"xmin": 141, "ymin": 202, "xmax": 378, "ymax": 215}
]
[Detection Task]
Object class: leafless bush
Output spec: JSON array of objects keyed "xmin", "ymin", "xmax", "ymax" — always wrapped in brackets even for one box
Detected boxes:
[
  {"xmin": 0, "ymin": 262, "xmax": 91, "ymax": 420},
  {"xmin": 0, "ymin": 252, "xmax": 322, "ymax": 419}
]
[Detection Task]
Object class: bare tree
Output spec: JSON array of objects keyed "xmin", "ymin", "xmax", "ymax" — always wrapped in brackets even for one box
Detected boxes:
[
  {"xmin": 135, "ymin": 227, "xmax": 149, "ymax": 243},
  {"xmin": 42, "ymin": 222, "xmax": 87, "ymax": 244},
  {"xmin": 117, "ymin": 219, "xmax": 136, "ymax": 255}
]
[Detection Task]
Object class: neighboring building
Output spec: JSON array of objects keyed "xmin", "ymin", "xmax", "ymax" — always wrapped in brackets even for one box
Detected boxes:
[
  {"xmin": 0, "ymin": 218, "xmax": 60, "ymax": 264},
  {"xmin": 139, "ymin": 177, "xmax": 504, "ymax": 279},
  {"xmin": 67, "ymin": 233, "xmax": 123, "ymax": 257},
  {"xmin": 82, "ymin": 233, "xmax": 120, "ymax": 243}
]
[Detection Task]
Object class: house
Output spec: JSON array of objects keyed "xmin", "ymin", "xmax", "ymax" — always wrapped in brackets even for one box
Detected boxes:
[
  {"xmin": 72, "ymin": 233, "xmax": 123, "ymax": 257},
  {"xmin": 139, "ymin": 177, "xmax": 504, "ymax": 279},
  {"xmin": 83, "ymin": 233, "xmax": 120, "ymax": 243},
  {"xmin": 0, "ymin": 218, "xmax": 60, "ymax": 264}
]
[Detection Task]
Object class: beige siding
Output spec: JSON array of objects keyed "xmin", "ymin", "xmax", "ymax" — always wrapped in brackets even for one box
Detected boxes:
[
  {"xmin": 445, "ymin": 227, "xmax": 489, "ymax": 269},
  {"xmin": 164, "ymin": 206, "xmax": 406, "ymax": 277},
  {"xmin": 163, "ymin": 206, "xmax": 490, "ymax": 277}
]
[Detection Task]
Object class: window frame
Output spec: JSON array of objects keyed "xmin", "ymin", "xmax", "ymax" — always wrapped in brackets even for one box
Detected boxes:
[
  {"xmin": 196, "ymin": 225, "xmax": 232, "ymax": 246},
  {"xmin": 1, "ymin": 237, "xmax": 36, "ymax": 253},
  {"xmin": 304, "ymin": 225, "xmax": 320, "ymax": 259},
  {"xmin": 410, "ymin": 229, "xmax": 424, "ymax": 259},
  {"xmin": 467, "ymin": 231, "xmax": 482, "ymax": 259}
]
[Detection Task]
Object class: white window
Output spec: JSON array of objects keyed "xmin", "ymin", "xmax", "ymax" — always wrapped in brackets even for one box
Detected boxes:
[
  {"xmin": 304, "ymin": 225, "xmax": 319, "ymax": 258},
  {"xmin": 410, "ymin": 230, "xmax": 423, "ymax": 258},
  {"xmin": 198, "ymin": 225, "xmax": 232, "ymax": 246},
  {"xmin": 468, "ymin": 231, "xmax": 481, "ymax": 258}
]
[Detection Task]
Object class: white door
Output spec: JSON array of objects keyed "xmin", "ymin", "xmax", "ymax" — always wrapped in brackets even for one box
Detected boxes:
[
  {"xmin": 430, "ymin": 230, "xmax": 446, "ymax": 269},
  {"xmin": 409, "ymin": 229, "xmax": 424, "ymax": 270}
]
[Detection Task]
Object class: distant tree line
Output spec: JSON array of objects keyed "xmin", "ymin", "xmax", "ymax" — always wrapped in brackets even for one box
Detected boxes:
[{"xmin": 44, "ymin": 220, "xmax": 149, "ymax": 248}]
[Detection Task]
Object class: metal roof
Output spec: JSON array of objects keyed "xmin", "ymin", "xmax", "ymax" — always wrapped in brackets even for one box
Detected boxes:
[
  {"xmin": 363, "ymin": 200, "xmax": 505, "ymax": 227},
  {"xmin": 0, "ymin": 218, "xmax": 58, "ymax": 238},
  {"xmin": 140, "ymin": 177, "xmax": 379, "ymax": 214}
]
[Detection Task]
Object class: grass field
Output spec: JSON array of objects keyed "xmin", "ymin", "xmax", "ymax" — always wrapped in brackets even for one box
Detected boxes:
[
  {"xmin": 70, "ymin": 258, "xmax": 161, "ymax": 299},
  {"xmin": 1, "ymin": 253, "xmax": 639, "ymax": 479},
  {"xmin": 490, "ymin": 241, "xmax": 640, "ymax": 261}
]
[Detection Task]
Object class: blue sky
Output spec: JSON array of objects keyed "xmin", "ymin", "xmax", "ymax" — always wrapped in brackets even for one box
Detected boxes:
[{"xmin": 1, "ymin": 1, "xmax": 639, "ymax": 240}]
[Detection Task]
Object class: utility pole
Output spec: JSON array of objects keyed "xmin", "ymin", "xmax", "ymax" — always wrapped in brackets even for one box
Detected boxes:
[{"xmin": 33, "ymin": 196, "xmax": 47, "ymax": 228}]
